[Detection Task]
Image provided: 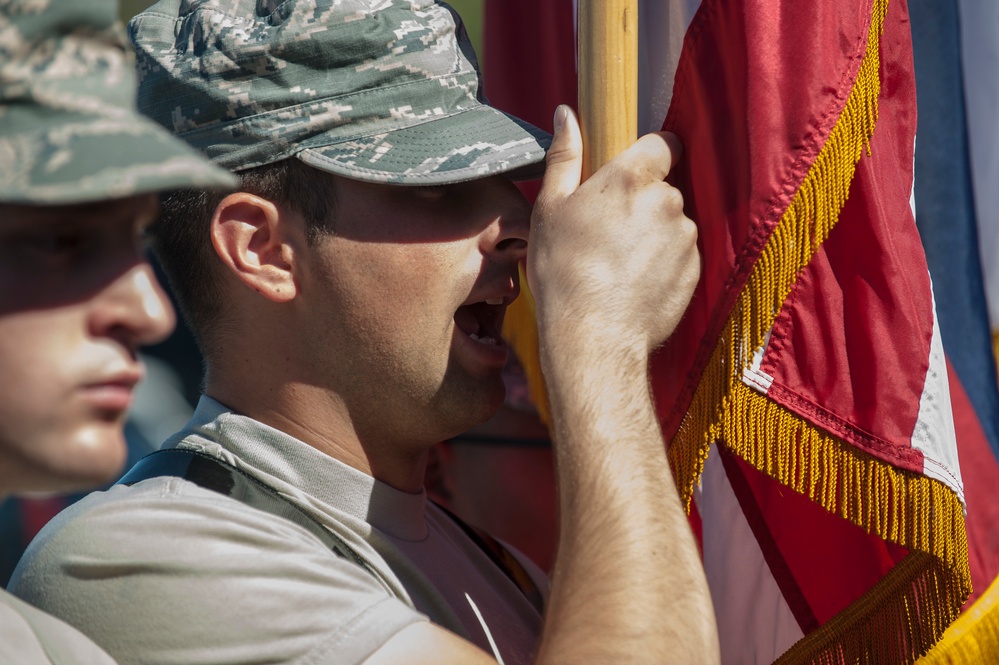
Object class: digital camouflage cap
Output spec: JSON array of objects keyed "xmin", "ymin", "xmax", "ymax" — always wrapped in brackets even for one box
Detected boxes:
[
  {"xmin": 128, "ymin": 0, "xmax": 551, "ymax": 184},
  {"xmin": 0, "ymin": 0, "xmax": 237, "ymax": 205}
]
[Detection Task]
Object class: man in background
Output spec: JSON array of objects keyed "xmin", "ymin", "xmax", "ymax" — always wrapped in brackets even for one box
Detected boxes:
[{"xmin": 0, "ymin": 0, "xmax": 234, "ymax": 660}]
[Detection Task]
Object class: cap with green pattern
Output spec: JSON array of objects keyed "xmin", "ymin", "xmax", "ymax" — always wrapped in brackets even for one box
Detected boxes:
[
  {"xmin": 128, "ymin": 0, "xmax": 551, "ymax": 184},
  {"xmin": 0, "ymin": 0, "xmax": 236, "ymax": 205}
]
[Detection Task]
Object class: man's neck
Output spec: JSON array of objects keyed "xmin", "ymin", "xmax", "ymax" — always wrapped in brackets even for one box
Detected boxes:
[{"xmin": 204, "ymin": 377, "xmax": 430, "ymax": 493}]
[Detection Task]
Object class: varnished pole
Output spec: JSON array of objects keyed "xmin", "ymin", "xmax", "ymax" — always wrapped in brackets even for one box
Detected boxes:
[{"xmin": 577, "ymin": 0, "xmax": 639, "ymax": 179}]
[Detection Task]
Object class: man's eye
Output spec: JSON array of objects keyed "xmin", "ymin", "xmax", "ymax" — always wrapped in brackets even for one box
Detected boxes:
[
  {"xmin": 28, "ymin": 233, "xmax": 85, "ymax": 252},
  {"xmin": 16, "ymin": 232, "xmax": 94, "ymax": 262},
  {"xmin": 412, "ymin": 185, "xmax": 450, "ymax": 201}
]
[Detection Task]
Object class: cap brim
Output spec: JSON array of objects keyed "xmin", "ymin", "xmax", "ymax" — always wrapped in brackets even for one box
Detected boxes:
[
  {"xmin": 0, "ymin": 114, "xmax": 238, "ymax": 205},
  {"xmin": 296, "ymin": 105, "xmax": 551, "ymax": 186}
]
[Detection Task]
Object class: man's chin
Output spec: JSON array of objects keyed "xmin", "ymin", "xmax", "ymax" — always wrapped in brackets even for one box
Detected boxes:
[
  {"xmin": 29, "ymin": 424, "xmax": 130, "ymax": 495},
  {"xmin": 432, "ymin": 375, "xmax": 506, "ymax": 438}
]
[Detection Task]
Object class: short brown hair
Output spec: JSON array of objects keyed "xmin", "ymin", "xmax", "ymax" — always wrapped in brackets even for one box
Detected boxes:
[{"xmin": 152, "ymin": 159, "xmax": 336, "ymax": 359}]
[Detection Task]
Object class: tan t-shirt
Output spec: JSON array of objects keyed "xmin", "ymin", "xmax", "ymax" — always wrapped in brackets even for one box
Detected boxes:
[{"xmin": 10, "ymin": 396, "xmax": 546, "ymax": 665}]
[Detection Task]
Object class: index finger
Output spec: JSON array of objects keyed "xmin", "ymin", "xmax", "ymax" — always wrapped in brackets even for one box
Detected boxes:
[{"xmin": 610, "ymin": 131, "xmax": 684, "ymax": 181}]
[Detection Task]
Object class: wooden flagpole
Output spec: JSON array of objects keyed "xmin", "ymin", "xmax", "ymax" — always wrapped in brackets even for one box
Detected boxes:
[
  {"xmin": 577, "ymin": 0, "xmax": 639, "ymax": 178},
  {"xmin": 502, "ymin": 1, "xmax": 640, "ymax": 424}
]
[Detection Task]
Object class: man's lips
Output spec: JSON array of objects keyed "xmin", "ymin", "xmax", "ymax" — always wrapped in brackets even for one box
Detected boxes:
[{"xmin": 80, "ymin": 370, "xmax": 143, "ymax": 413}]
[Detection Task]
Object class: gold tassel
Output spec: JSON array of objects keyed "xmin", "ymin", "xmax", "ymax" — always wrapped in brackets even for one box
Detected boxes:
[
  {"xmin": 777, "ymin": 552, "xmax": 968, "ymax": 664},
  {"xmin": 917, "ymin": 572, "xmax": 999, "ymax": 664},
  {"xmin": 720, "ymin": 382, "xmax": 969, "ymax": 580},
  {"xmin": 719, "ymin": 384, "xmax": 970, "ymax": 664}
]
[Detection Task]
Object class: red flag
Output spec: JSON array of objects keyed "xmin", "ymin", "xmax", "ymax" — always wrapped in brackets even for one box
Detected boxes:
[{"xmin": 488, "ymin": 0, "xmax": 970, "ymax": 661}]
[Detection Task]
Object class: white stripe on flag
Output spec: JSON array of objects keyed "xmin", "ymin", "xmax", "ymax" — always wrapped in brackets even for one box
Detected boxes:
[
  {"xmin": 638, "ymin": 0, "xmax": 701, "ymax": 133},
  {"xmin": 696, "ymin": 447, "xmax": 804, "ymax": 664},
  {"xmin": 910, "ymin": 279, "xmax": 965, "ymax": 504}
]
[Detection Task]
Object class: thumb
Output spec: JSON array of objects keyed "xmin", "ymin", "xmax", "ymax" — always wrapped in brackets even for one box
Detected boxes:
[{"xmin": 535, "ymin": 105, "xmax": 583, "ymax": 216}]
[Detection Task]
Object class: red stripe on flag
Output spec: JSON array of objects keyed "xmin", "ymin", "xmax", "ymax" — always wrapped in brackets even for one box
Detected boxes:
[
  {"xmin": 725, "ymin": 445, "xmax": 908, "ymax": 628},
  {"xmin": 948, "ymin": 358, "xmax": 999, "ymax": 608},
  {"xmin": 652, "ymin": 0, "xmax": 876, "ymax": 439}
]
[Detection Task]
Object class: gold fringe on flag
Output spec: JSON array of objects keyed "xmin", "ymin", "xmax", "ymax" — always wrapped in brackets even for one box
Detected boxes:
[
  {"xmin": 777, "ymin": 552, "xmax": 967, "ymax": 664},
  {"xmin": 918, "ymin": 572, "xmax": 999, "ymax": 664},
  {"xmin": 724, "ymin": 386, "xmax": 969, "ymax": 664},
  {"xmin": 665, "ymin": 0, "xmax": 971, "ymax": 660},
  {"xmin": 669, "ymin": 0, "xmax": 887, "ymax": 509}
]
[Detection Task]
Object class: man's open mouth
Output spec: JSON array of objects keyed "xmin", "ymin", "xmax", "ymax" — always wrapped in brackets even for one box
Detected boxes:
[{"xmin": 454, "ymin": 298, "xmax": 507, "ymax": 346}]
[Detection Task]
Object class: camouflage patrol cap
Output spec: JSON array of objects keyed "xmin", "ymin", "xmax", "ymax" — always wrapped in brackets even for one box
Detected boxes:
[
  {"xmin": 128, "ymin": 0, "xmax": 551, "ymax": 184},
  {"xmin": 0, "ymin": 0, "xmax": 237, "ymax": 205}
]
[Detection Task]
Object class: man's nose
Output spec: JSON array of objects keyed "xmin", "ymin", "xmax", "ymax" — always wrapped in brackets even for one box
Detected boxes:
[
  {"xmin": 89, "ymin": 261, "xmax": 176, "ymax": 348},
  {"xmin": 482, "ymin": 178, "xmax": 531, "ymax": 262}
]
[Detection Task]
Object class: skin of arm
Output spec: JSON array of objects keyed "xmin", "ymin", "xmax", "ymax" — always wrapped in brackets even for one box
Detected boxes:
[
  {"xmin": 364, "ymin": 105, "xmax": 719, "ymax": 664},
  {"xmin": 530, "ymin": 105, "xmax": 718, "ymax": 664}
]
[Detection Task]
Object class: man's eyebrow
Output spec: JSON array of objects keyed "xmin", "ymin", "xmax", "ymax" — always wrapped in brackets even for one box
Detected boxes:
[{"xmin": 75, "ymin": 197, "xmax": 162, "ymax": 226}]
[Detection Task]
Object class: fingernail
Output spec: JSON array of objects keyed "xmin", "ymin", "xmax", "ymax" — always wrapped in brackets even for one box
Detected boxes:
[{"xmin": 553, "ymin": 105, "xmax": 567, "ymax": 134}]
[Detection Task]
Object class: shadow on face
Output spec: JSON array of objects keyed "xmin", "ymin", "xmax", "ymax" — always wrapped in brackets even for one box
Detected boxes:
[{"xmin": 327, "ymin": 175, "xmax": 531, "ymax": 246}]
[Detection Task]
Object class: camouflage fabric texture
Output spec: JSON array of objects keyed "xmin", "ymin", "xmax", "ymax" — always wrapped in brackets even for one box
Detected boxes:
[
  {"xmin": 0, "ymin": 0, "xmax": 236, "ymax": 205},
  {"xmin": 129, "ymin": 0, "xmax": 551, "ymax": 184}
]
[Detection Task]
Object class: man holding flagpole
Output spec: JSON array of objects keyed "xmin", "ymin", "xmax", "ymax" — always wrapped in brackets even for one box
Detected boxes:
[{"xmin": 10, "ymin": 1, "xmax": 720, "ymax": 663}]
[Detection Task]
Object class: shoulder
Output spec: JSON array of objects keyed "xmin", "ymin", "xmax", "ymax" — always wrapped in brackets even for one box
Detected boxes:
[
  {"xmin": 10, "ymin": 478, "xmax": 426, "ymax": 665},
  {"xmin": 16, "ymin": 476, "xmax": 332, "ymax": 570},
  {"xmin": 0, "ymin": 590, "xmax": 117, "ymax": 665}
]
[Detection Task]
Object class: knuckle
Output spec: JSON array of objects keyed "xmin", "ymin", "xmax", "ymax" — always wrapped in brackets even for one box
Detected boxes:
[
  {"xmin": 640, "ymin": 132, "xmax": 678, "ymax": 174},
  {"xmin": 638, "ymin": 132, "xmax": 674, "ymax": 161},
  {"xmin": 660, "ymin": 185, "xmax": 685, "ymax": 215},
  {"xmin": 677, "ymin": 216, "xmax": 698, "ymax": 244},
  {"xmin": 618, "ymin": 168, "xmax": 644, "ymax": 192},
  {"xmin": 591, "ymin": 166, "xmax": 640, "ymax": 200}
]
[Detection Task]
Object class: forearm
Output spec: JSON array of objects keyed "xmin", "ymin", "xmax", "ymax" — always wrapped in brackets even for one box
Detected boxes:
[
  {"xmin": 534, "ymin": 334, "xmax": 719, "ymax": 664},
  {"xmin": 524, "ymin": 105, "xmax": 718, "ymax": 664}
]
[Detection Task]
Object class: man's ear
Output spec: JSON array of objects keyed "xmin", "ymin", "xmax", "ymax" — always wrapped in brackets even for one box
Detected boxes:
[{"xmin": 211, "ymin": 192, "xmax": 298, "ymax": 303}]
